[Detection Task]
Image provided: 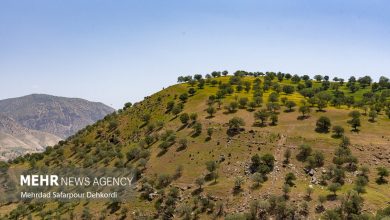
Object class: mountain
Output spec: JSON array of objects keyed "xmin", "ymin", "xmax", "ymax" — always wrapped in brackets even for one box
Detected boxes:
[
  {"xmin": 0, "ymin": 94, "xmax": 115, "ymax": 160},
  {"xmin": 1, "ymin": 74, "xmax": 390, "ymax": 219},
  {"xmin": 0, "ymin": 113, "xmax": 61, "ymax": 161},
  {"xmin": 0, "ymin": 94, "xmax": 115, "ymax": 138}
]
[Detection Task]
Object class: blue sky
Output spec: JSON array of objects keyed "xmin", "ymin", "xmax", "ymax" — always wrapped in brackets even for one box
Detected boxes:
[{"xmin": 1, "ymin": 0, "xmax": 389, "ymax": 109}]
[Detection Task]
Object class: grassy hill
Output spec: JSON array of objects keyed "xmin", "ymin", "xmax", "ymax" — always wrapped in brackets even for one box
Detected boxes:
[{"xmin": 1, "ymin": 72, "xmax": 390, "ymax": 219}]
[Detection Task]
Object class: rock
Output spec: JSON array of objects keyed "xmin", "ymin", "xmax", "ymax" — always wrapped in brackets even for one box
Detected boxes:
[
  {"xmin": 311, "ymin": 176, "xmax": 318, "ymax": 184},
  {"xmin": 220, "ymin": 155, "xmax": 226, "ymax": 162},
  {"xmin": 149, "ymin": 193, "xmax": 159, "ymax": 200},
  {"xmin": 308, "ymin": 169, "xmax": 315, "ymax": 176}
]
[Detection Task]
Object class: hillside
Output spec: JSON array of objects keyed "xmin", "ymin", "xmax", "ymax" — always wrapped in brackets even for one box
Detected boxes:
[
  {"xmin": 1, "ymin": 73, "xmax": 390, "ymax": 219},
  {"xmin": 0, "ymin": 94, "xmax": 115, "ymax": 139}
]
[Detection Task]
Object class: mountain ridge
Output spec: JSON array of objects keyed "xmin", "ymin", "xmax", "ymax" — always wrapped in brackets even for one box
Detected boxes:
[{"xmin": 0, "ymin": 94, "xmax": 115, "ymax": 160}]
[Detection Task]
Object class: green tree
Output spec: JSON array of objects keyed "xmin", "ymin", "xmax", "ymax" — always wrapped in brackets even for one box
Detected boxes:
[
  {"xmin": 166, "ymin": 101, "xmax": 175, "ymax": 112},
  {"xmin": 261, "ymin": 153, "xmax": 275, "ymax": 172},
  {"xmin": 332, "ymin": 125, "xmax": 344, "ymax": 138},
  {"xmin": 193, "ymin": 122, "xmax": 202, "ymax": 135},
  {"xmin": 307, "ymin": 150, "xmax": 325, "ymax": 168},
  {"xmin": 268, "ymin": 92, "xmax": 279, "ymax": 103},
  {"xmin": 285, "ymin": 172, "xmax": 296, "ymax": 186},
  {"xmin": 348, "ymin": 117, "xmax": 361, "ymax": 131},
  {"xmin": 239, "ymin": 97, "xmax": 249, "ymax": 108},
  {"xmin": 172, "ymin": 104, "xmax": 183, "ymax": 117},
  {"xmin": 195, "ymin": 177, "xmax": 205, "ymax": 189},
  {"xmin": 178, "ymin": 138, "xmax": 188, "ymax": 150},
  {"xmin": 141, "ymin": 113, "xmax": 151, "ymax": 124},
  {"xmin": 207, "ymin": 127, "xmax": 213, "ymax": 138},
  {"xmin": 349, "ymin": 110, "xmax": 361, "ymax": 119},
  {"xmin": 283, "ymin": 148, "xmax": 291, "ymax": 164},
  {"xmin": 342, "ymin": 190, "xmax": 364, "ymax": 217},
  {"xmin": 179, "ymin": 93, "xmax": 188, "ymax": 102},
  {"xmin": 285, "ymin": 100, "xmax": 296, "ymax": 112},
  {"xmin": 348, "ymin": 110, "xmax": 361, "ymax": 131},
  {"xmin": 124, "ymin": 102, "xmax": 132, "ymax": 109},
  {"xmin": 251, "ymin": 173, "xmax": 264, "ymax": 188},
  {"xmin": 248, "ymin": 101, "xmax": 257, "ymax": 111},
  {"xmin": 206, "ymin": 160, "xmax": 218, "ymax": 173},
  {"xmin": 282, "ymin": 85, "xmax": 295, "ymax": 94},
  {"xmin": 188, "ymin": 88, "xmax": 196, "ymax": 96},
  {"xmin": 354, "ymin": 176, "xmax": 368, "ymax": 194},
  {"xmin": 306, "ymin": 187, "xmax": 314, "ymax": 199},
  {"xmin": 179, "ymin": 113, "xmax": 189, "ymax": 124},
  {"xmin": 328, "ymin": 183, "xmax": 341, "ymax": 196},
  {"xmin": 282, "ymin": 184, "xmax": 291, "ymax": 199},
  {"xmin": 270, "ymin": 113, "xmax": 278, "ymax": 125},
  {"xmin": 297, "ymin": 144, "xmax": 312, "ymax": 162},
  {"xmin": 226, "ymin": 101, "xmax": 239, "ymax": 113},
  {"xmin": 317, "ymin": 99, "xmax": 327, "ymax": 111},
  {"xmin": 314, "ymin": 75, "xmax": 323, "ymax": 82},
  {"xmin": 244, "ymin": 81, "xmax": 251, "ymax": 93},
  {"xmin": 253, "ymin": 96, "xmax": 263, "ymax": 107},
  {"xmin": 316, "ymin": 116, "xmax": 331, "ymax": 132},
  {"xmin": 299, "ymin": 105, "xmax": 311, "ymax": 118},
  {"xmin": 368, "ymin": 109, "xmax": 378, "ymax": 122},
  {"xmin": 206, "ymin": 106, "xmax": 217, "ymax": 117},
  {"xmin": 234, "ymin": 177, "xmax": 244, "ymax": 192},
  {"xmin": 190, "ymin": 113, "xmax": 198, "ymax": 122},
  {"xmin": 205, "ymin": 160, "xmax": 219, "ymax": 183},
  {"xmin": 227, "ymin": 117, "xmax": 245, "ymax": 134},
  {"xmin": 376, "ymin": 167, "xmax": 389, "ymax": 184},
  {"xmin": 323, "ymin": 210, "xmax": 341, "ymax": 220}
]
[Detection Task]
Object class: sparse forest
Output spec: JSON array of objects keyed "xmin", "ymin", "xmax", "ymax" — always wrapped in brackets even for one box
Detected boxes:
[{"xmin": 1, "ymin": 71, "xmax": 390, "ymax": 220}]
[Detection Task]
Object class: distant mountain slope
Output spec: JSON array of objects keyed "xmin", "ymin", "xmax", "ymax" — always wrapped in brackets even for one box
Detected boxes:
[
  {"xmin": 0, "ymin": 113, "xmax": 61, "ymax": 160},
  {"xmin": 0, "ymin": 94, "xmax": 115, "ymax": 138}
]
